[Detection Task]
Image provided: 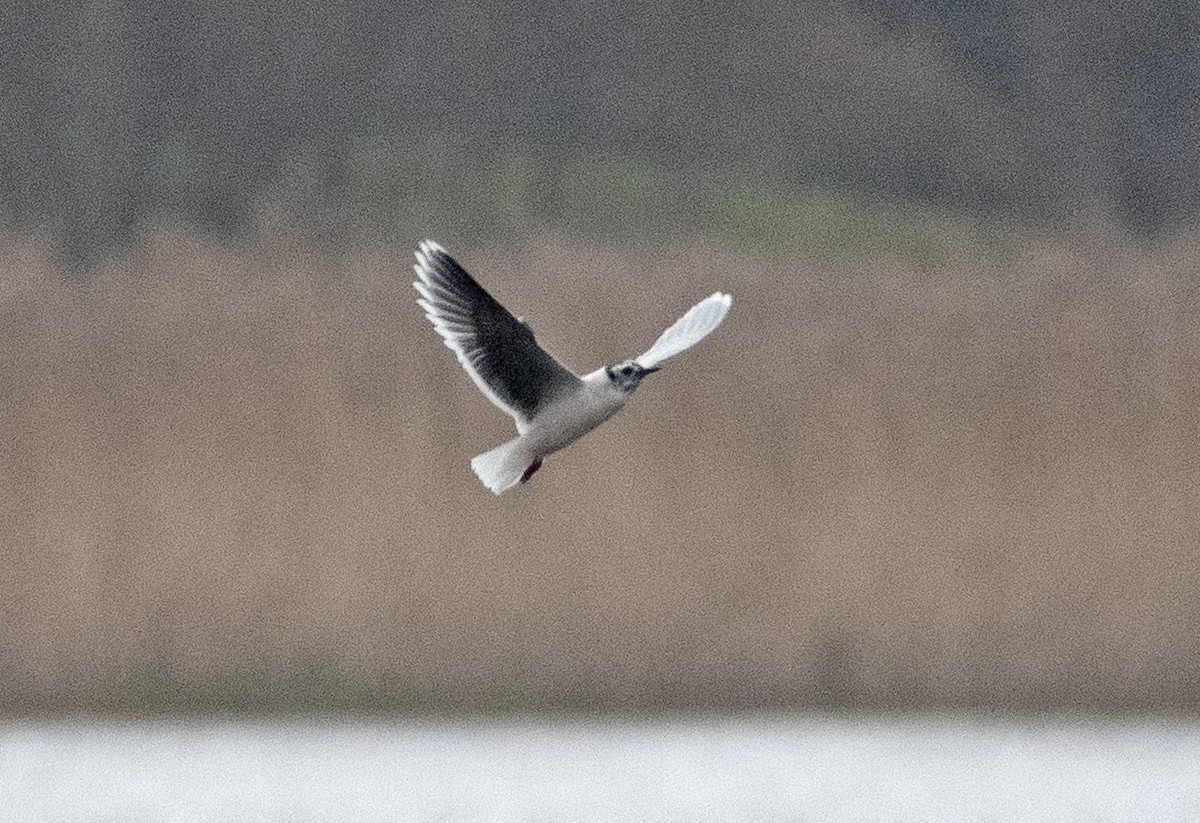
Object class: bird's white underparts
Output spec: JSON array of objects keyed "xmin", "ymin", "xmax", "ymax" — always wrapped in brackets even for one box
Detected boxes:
[{"xmin": 412, "ymin": 240, "xmax": 732, "ymax": 494}]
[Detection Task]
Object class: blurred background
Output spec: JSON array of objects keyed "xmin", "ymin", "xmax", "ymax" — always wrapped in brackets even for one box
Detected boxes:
[{"xmin": 3, "ymin": 0, "xmax": 1200, "ymax": 722}]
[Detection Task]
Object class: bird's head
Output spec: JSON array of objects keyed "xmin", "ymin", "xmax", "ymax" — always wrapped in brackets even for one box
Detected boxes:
[{"xmin": 604, "ymin": 360, "xmax": 660, "ymax": 393}]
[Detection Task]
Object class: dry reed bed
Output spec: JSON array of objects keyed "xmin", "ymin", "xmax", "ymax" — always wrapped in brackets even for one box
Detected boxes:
[{"xmin": 1, "ymin": 224, "xmax": 1198, "ymax": 712}]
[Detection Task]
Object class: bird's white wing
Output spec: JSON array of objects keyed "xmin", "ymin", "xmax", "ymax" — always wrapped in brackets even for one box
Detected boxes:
[
  {"xmin": 635, "ymin": 292, "xmax": 732, "ymax": 368},
  {"xmin": 413, "ymin": 240, "xmax": 581, "ymax": 430}
]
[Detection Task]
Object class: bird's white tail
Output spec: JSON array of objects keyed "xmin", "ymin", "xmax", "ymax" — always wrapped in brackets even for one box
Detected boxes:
[{"xmin": 470, "ymin": 438, "xmax": 532, "ymax": 495}]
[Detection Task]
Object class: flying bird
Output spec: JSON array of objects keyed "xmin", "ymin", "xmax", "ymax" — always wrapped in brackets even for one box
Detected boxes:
[{"xmin": 412, "ymin": 240, "xmax": 732, "ymax": 494}]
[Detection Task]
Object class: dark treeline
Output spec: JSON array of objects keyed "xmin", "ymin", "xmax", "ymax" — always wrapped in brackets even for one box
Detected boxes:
[{"xmin": 5, "ymin": 0, "xmax": 1199, "ymax": 261}]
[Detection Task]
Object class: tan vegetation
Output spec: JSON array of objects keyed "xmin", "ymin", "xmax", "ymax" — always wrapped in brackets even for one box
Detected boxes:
[{"xmin": 2, "ymin": 220, "xmax": 1198, "ymax": 713}]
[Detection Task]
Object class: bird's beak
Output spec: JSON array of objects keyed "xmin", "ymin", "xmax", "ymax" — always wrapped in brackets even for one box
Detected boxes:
[{"xmin": 641, "ymin": 365, "xmax": 661, "ymax": 375}]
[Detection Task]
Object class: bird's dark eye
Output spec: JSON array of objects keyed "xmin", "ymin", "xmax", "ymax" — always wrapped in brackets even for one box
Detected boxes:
[{"xmin": 622, "ymin": 366, "xmax": 633, "ymax": 376}]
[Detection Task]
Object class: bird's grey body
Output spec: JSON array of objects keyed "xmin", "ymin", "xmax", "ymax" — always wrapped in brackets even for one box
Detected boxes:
[{"xmin": 412, "ymin": 240, "xmax": 731, "ymax": 494}]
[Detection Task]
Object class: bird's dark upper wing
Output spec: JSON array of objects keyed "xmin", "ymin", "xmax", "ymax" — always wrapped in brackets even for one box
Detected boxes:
[{"xmin": 413, "ymin": 240, "xmax": 581, "ymax": 429}]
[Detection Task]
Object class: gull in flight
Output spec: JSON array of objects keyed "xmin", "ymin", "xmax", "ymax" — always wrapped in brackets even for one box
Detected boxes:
[{"xmin": 413, "ymin": 241, "xmax": 732, "ymax": 494}]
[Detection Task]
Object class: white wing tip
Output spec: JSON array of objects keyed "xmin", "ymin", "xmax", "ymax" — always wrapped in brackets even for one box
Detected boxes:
[
  {"xmin": 633, "ymin": 290, "xmax": 733, "ymax": 368},
  {"xmin": 699, "ymin": 291, "xmax": 733, "ymax": 317},
  {"xmin": 413, "ymin": 240, "xmax": 446, "ymax": 275},
  {"xmin": 413, "ymin": 241, "xmax": 449, "ymax": 292}
]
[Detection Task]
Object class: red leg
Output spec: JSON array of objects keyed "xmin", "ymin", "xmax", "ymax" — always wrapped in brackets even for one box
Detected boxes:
[{"xmin": 520, "ymin": 457, "xmax": 543, "ymax": 484}]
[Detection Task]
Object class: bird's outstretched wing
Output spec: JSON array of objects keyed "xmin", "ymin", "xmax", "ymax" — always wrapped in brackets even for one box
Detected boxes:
[
  {"xmin": 413, "ymin": 240, "xmax": 581, "ymax": 430},
  {"xmin": 635, "ymin": 292, "xmax": 733, "ymax": 368}
]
